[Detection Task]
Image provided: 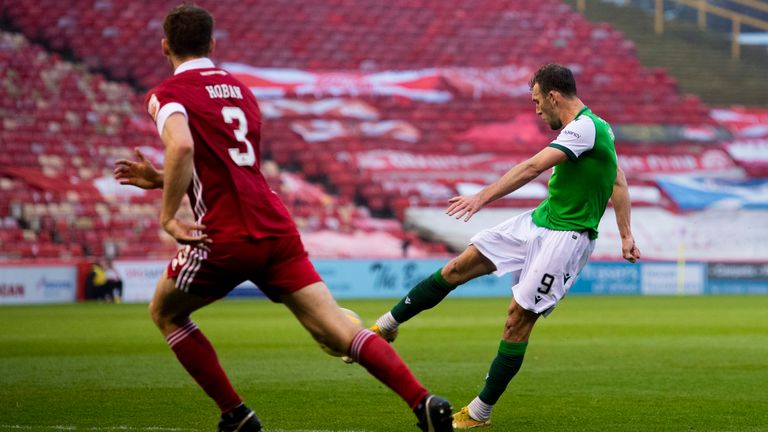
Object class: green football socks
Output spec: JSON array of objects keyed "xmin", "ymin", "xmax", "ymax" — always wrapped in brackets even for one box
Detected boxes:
[
  {"xmin": 390, "ymin": 268, "xmax": 456, "ymax": 323},
  {"xmin": 478, "ymin": 340, "xmax": 528, "ymax": 405}
]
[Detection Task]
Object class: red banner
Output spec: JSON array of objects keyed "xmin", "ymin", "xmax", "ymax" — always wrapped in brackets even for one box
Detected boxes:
[
  {"xmin": 724, "ymin": 139, "xmax": 768, "ymax": 176},
  {"xmin": 457, "ymin": 114, "xmax": 549, "ymax": 148},
  {"xmin": 725, "ymin": 139, "xmax": 768, "ymax": 164},
  {"xmin": 344, "ymin": 149, "xmax": 738, "ymax": 178},
  {"xmin": 711, "ymin": 107, "xmax": 768, "ymax": 138},
  {"xmin": 223, "ymin": 63, "xmax": 451, "ymax": 103},
  {"xmin": 619, "ymin": 149, "xmax": 739, "ymax": 175},
  {"xmin": 259, "ymin": 98, "xmax": 380, "ymax": 119},
  {"xmin": 344, "ymin": 150, "xmax": 526, "ymax": 173},
  {"xmin": 442, "ymin": 64, "xmax": 533, "ymax": 98},
  {"xmin": 291, "ymin": 120, "xmax": 420, "ymax": 143}
]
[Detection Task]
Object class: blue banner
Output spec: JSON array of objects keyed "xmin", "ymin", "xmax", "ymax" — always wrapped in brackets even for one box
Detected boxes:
[
  {"xmin": 223, "ymin": 259, "xmax": 766, "ymax": 300},
  {"xmin": 706, "ymin": 262, "xmax": 768, "ymax": 294},
  {"xmin": 657, "ymin": 177, "xmax": 768, "ymax": 210},
  {"xmin": 316, "ymin": 259, "xmax": 513, "ymax": 299},
  {"xmin": 570, "ymin": 262, "xmax": 642, "ymax": 295}
]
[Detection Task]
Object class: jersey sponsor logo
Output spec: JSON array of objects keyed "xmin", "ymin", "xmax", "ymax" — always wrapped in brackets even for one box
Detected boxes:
[
  {"xmin": 562, "ymin": 129, "xmax": 581, "ymax": 139},
  {"xmin": 205, "ymin": 84, "xmax": 244, "ymax": 100},
  {"xmin": 147, "ymin": 94, "xmax": 160, "ymax": 120}
]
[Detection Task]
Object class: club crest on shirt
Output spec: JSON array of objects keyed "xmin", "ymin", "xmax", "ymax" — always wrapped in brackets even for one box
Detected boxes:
[{"xmin": 147, "ymin": 94, "xmax": 160, "ymax": 120}]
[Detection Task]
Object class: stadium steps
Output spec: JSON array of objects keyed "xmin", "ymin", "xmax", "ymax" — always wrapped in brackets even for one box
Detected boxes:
[{"xmin": 562, "ymin": 0, "xmax": 768, "ymax": 106}]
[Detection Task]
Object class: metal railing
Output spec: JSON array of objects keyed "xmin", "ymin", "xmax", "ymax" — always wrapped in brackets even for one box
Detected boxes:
[{"xmin": 576, "ymin": 0, "xmax": 768, "ymax": 60}]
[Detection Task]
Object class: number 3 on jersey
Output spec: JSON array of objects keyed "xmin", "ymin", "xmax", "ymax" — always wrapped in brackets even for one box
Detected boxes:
[{"xmin": 222, "ymin": 106, "xmax": 255, "ymax": 166}]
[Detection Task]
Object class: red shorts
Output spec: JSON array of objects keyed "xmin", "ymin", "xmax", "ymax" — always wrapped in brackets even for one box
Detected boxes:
[{"xmin": 166, "ymin": 235, "xmax": 322, "ymax": 301}]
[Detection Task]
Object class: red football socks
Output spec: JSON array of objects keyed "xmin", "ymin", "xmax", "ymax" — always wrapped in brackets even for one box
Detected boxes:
[
  {"xmin": 166, "ymin": 320, "xmax": 242, "ymax": 413},
  {"xmin": 348, "ymin": 329, "xmax": 429, "ymax": 409}
]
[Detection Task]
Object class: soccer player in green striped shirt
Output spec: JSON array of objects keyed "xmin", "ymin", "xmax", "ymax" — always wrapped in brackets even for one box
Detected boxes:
[{"xmin": 372, "ymin": 64, "xmax": 641, "ymax": 429}]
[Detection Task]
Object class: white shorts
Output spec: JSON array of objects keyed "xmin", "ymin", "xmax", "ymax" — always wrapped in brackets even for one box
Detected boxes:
[{"xmin": 470, "ymin": 210, "xmax": 595, "ymax": 315}]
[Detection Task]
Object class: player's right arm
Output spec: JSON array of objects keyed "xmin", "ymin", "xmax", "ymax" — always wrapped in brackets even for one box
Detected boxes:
[
  {"xmin": 611, "ymin": 165, "xmax": 640, "ymax": 263},
  {"xmin": 446, "ymin": 146, "xmax": 566, "ymax": 222}
]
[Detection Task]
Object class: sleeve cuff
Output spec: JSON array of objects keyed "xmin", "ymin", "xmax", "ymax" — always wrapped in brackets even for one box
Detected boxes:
[
  {"xmin": 156, "ymin": 102, "xmax": 188, "ymax": 135},
  {"xmin": 549, "ymin": 143, "xmax": 577, "ymax": 161}
]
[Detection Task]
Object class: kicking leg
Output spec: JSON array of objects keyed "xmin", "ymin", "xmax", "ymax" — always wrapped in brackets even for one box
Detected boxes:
[
  {"xmin": 282, "ymin": 282, "xmax": 453, "ymax": 431},
  {"xmin": 374, "ymin": 245, "xmax": 495, "ymax": 341},
  {"xmin": 454, "ymin": 299, "xmax": 538, "ymax": 429}
]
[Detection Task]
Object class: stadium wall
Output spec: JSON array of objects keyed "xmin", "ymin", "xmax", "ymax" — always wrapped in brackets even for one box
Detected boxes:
[{"xmin": 1, "ymin": 260, "xmax": 767, "ymax": 304}]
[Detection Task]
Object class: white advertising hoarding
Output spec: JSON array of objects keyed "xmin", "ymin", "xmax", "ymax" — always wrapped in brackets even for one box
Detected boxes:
[
  {"xmin": 113, "ymin": 260, "xmax": 167, "ymax": 302},
  {"xmin": 0, "ymin": 265, "xmax": 76, "ymax": 304},
  {"xmin": 641, "ymin": 262, "xmax": 705, "ymax": 295}
]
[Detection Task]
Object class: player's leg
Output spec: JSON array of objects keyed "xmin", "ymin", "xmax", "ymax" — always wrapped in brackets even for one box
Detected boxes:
[
  {"xmin": 281, "ymin": 282, "xmax": 453, "ymax": 431},
  {"xmin": 455, "ymin": 228, "xmax": 593, "ymax": 428},
  {"xmin": 373, "ymin": 245, "xmax": 495, "ymax": 341},
  {"xmin": 281, "ymin": 282, "xmax": 427, "ymax": 405},
  {"xmin": 373, "ymin": 208, "xmax": 537, "ymax": 341},
  {"xmin": 454, "ymin": 299, "xmax": 538, "ymax": 428},
  {"xmin": 151, "ymin": 247, "xmax": 262, "ymax": 432}
]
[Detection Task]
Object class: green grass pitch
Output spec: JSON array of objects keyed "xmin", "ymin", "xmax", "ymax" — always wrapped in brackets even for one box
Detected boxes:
[{"xmin": 1, "ymin": 296, "xmax": 767, "ymax": 431}]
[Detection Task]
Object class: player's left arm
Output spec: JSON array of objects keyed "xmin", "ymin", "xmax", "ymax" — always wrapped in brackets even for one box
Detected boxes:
[
  {"xmin": 113, "ymin": 148, "xmax": 164, "ymax": 189},
  {"xmin": 611, "ymin": 165, "xmax": 640, "ymax": 263},
  {"xmin": 159, "ymin": 113, "xmax": 211, "ymax": 248},
  {"xmin": 447, "ymin": 147, "xmax": 566, "ymax": 221}
]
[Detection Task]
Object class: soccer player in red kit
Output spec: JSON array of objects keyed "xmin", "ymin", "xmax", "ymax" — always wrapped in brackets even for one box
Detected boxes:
[{"xmin": 113, "ymin": 4, "xmax": 453, "ymax": 432}]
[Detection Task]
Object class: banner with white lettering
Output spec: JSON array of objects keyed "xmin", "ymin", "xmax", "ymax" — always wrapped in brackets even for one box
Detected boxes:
[
  {"xmin": 710, "ymin": 107, "xmax": 768, "ymax": 138},
  {"xmin": 442, "ymin": 64, "xmax": 533, "ymax": 98},
  {"xmin": 0, "ymin": 265, "xmax": 76, "ymax": 304},
  {"xmin": 725, "ymin": 139, "xmax": 768, "ymax": 164},
  {"xmin": 707, "ymin": 262, "xmax": 768, "ymax": 293},
  {"xmin": 379, "ymin": 179, "xmax": 457, "ymax": 201},
  {"xmin": 291, "ymin": 120, "xmax": 420, "ymax": 143},
  {"xmin": 724, "ymin": 139, "xmax": 768, "ymax": 176},
  {"xmin": 259, "ymin": 98, "xmax": 380, "ymax": 119},
  {"xmin": 4, "ymin": 260, "xmax": 757, "ymax": 304},
  {"xmin": 222, "ymin": 63, "xmax": 451, "ymax": 103},
  {"xmin": 342, "ymin": 150, "xmax": 526, "ymax": 174},
  {"xmin": 618, "ymin": 149, "xmax": 739, "ymax": 175},
  {"xmin": 113, "ymin": 260, "xmax": 267, "ymax": 302}
]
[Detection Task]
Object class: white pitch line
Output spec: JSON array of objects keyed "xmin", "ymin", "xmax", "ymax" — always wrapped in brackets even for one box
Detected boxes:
[
  {"xmin": 0, "ymin": 427, "xmax": 369, "ymax": 432},
  {"xmin": 0, "ymin": 427, "xmax": 190, "ymax": 432}
]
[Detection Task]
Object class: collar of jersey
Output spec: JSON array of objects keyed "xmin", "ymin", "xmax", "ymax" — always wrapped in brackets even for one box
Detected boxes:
[
  {"xmin": 574, "ymin": 105, "xmax": 589, "ymax": 120},
  {"xmin": 174, "ymin": 57, "xmax": 215, "ymax": 75}
]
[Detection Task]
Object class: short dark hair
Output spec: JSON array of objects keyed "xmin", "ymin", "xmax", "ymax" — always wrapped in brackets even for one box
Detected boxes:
[
  {"xmin": 529, "ymin": 64, "xmax": 577, "ymax": 97},
  {"xmin": 163, "ymin": 4, "xmax": 214, "ymax": 58}
]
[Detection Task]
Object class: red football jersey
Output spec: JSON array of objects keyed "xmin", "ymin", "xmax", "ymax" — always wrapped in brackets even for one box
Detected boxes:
[{"xmin": 146, "ymin": 58, "xmax": 297, "ymax": 242}]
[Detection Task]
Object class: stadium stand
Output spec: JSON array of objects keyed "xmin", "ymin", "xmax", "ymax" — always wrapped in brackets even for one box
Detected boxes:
[
  {"xmin": 1, "ymin": 0, "xmax": 765, "ymax": 261},
  {"xmin": 0, "ymin": 30, "xmax": 442, "ymax": 259},
  {"xmin": 0, "ymin": 31, "xmax": 165, "ymax": 259}
]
